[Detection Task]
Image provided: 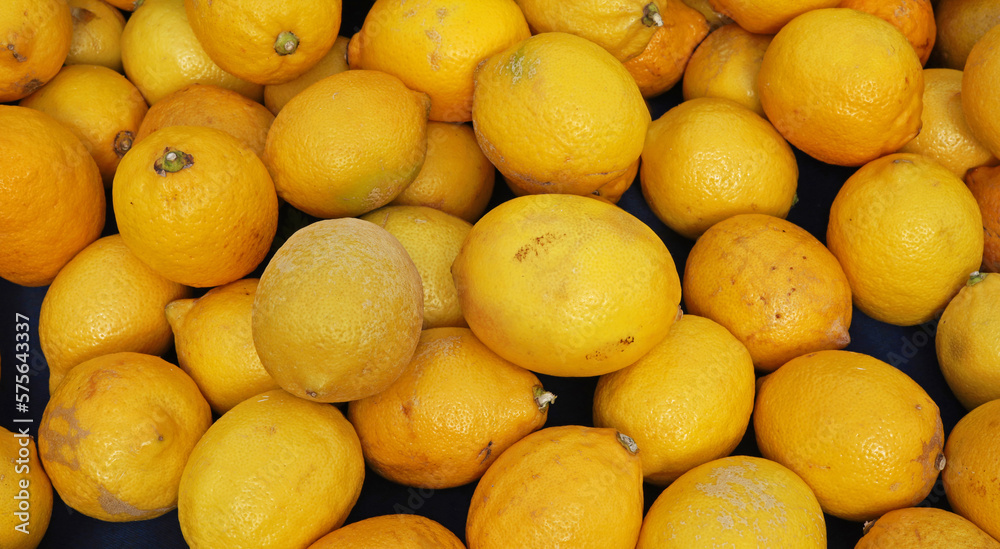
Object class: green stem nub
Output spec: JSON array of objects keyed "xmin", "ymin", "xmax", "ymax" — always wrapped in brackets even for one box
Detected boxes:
[
  {"xmin": 642, "ymin": 3, "xmax": 663, "ymax": 27},
  {"xmin": 968, "ymin": 271, "xmax": 986, "ymax": 286},
  {"xmin": 274, "ymin": 31, "xmax": 300, "ymax": 56},
  {"xmin": 154, "ymin": 148, "xmax": 193, "ymax": 176},
  {"xmin": 533, "ymin": 386, "xmax": 557, "ymax": 411}
]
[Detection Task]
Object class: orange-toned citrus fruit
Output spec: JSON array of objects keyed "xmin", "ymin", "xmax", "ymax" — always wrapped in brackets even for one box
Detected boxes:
[
  {"xmin": 105, "ymin": 0, "xmax": 141, "ymax": 9},
  {"xmin": 622, "ymin": 0, "xmax": 711, "ymax": 98},
  {"xmin": 38, "ymin": 352, "xmax": 212, "ymax": 522},
  {"xmin": 66, "ymin": 0, "xmax": 127, "ymax": 72},
  {"xmin": 757, "ymin": 8, "xmax": 923, "ymax": 166},
  {"xmin": 0, "ymin": 106, "xmax": 105, "ymax": 288},
  {"xmin": 39, "ymin": 235, "xmax": 191, "ymax": 394},
  {"xmin": 709, "ymin": 0, "xmax": 840, "ymax": 33},
  {"xmin": 754, "ymin": 350, "xmax": 945, "ymax": 521},
  {"xmin": 252, "ymin": 218, "xmax": 423, "ymax": 403},
  {"xmin": 263, "ymin": 35, "xmax": 349, "ymax": 115},
  {"xmin": 826, "ymin": 153, "xmax": 984, "ymax": 326},
  {"xmin": 466, "ymin": 425, "xmax": 644, "ymax": 549},
  {"xmin": 178, "ymin": 389, "xmax": 365, "ymax": 549},
  {"xmin": 360, "ymin": 206, "xmax": 472, "ymax": 329},
  {"xmin": 942, "ymin": 398, "xmax": 1000, "ymax": 541},
  {"xmin": 0, "ymin": 427, "xmax": 53, "ymax": 549},
  {"xmin": 682, "ymin": 23, "xmax": 773, "ymax": 116},
  {"xmin": 593, "ymin": 314, "xmax": 755, "ymax": 484},
  {"xmin": 838, "ymin": 0, "xmax": 936, "ymax": 65},
  {"xmin": 683, "ymin": 214, "xmax": 852, "ymax": 371},
  {"xmin": 898, "ymin": 68, "xmax": 997, "ymax": 178},
  {"xmin": 471, "ymin": 32, "xmax": 649, "ymax": 197},
  {"xmin": 20, "ymin": 64, "xmax": 148, "ymax": 187},
  {"xmin": 135, "ymin": 84, "xmax": 274, "ymax": 158},
  {"xmin": 636, "ymin": 456, "xmax": 826, "ymax": 548},
  {"xmin": 640, "ymin": 98, "xmax": 798, "ymax": 239},
  {"xmin": 389, "ymin": 122, "xmax": 496, "ymax": 223},
  {"xmin": 452, "ymin": 193, "xmax": 682, "ymax": 377},
  {"xmin": 113, "ymin": 125, "xmax": 279, "ymax": 288},
  {"xmin": 936, "ymin": 272, "xmax": 1000, "ymax": 410},
  {"xmin": 515, "ymin": 0, "xmax": 663, "ymax": 61},
  {"xmin": 348, "ymin": 327, "xmax": 552, "ymax": 489},
  {"xmin": 0, "ymin": 0, "xmax": 73, "ymax": 102},
  {"xmin": 263, "ymin": 69, "xmax": 430, "ymax": 219},
  {"xmin": 933, "ymin": 0, "xmax": 1000, "ymax": 70},
  {"xmin": 184, "ymin": 0, "xmax": 342, "ymax": 85},
  {"xmin": 309, "ymin": 515, "xmax": 465, "ymax": 549},
  {"xmin": 120, "ymin": 0, "xmax": 263, "ymax": 105},
  {"xmin": 348, "ymin": 0, "xmax": 530, "ymax": 122},
  {"xmin": 857, "ymin": 506, "xmax": 1000, "ymax": 548},
  {"xmin": 962, "ymin": 25, "xmax": 1000, "ymax": 159},
  {"xmin": 966, "ymin": 164, "xmax": 1000, "ymax": 272},
  {"xmin": 166, "ymin": 279, "xmax": 280, "ymax": 415}
]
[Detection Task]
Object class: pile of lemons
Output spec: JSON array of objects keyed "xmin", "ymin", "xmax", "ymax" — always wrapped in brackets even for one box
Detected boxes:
[{"xmin": 2, "ymin": 0, "xmax": 1000, "ymax": 548}]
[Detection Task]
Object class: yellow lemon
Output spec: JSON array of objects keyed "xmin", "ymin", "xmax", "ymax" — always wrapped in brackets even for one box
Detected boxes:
[
  {"xmin": 0, "ymin": 0, "xmax": 72, "ymax": 102},
  {"xmin": 252, "ymin": 218, "xmax": 423, "ymax": 402},
  {"xmin": 514, "ymin": 0, "xmax": 663, "ymax": 61},
  {"xmin": 165, "ymin": 279, "xmax": 280, "ymax": 415},
  {"xmin": 838, "ymin": 0, "xmax": 937, "ymax": 66},
  {"xmin": 709, "ymin": 0, "xmax": 840, "ymax": 33},
  {"xmin": 754, "ymin": 350, "xmax": 945, "ymax": 522},
  {"xmin": 636, "ymin": 456, "xmax": 826, "ymax": 548},
  {"xmin": 942, "ymin": 398, "xmax": 1000, "ymax": 541},
  {"xmin": 309, "ymin": 515, "xmax": 465, "ymax": 549},
  {"xmin": 0, "ymin": 428, "xmax": 53, "ymax": 549},
  {"xmin": 594, "ymin": 314, "xmax": 755, "ymax": 484},
  {"xmin": 466, "ymin": 425, "xmax": 644, "ymax": 549},
  {"xmin": 962, "ymin": 24, "xmax": 1000, "ymax": 159},
  {"xmin": 826, "ymin": 153, "xmax": 984, "ymax": 326},
  {"xmin": 38, "ymin": 352, "xmax": 212, "ymax": 521},
  {"xmin": 936, "ymin": 272, "xmax": 1000, "ymax": 410},
  {"xmin": 682, "ymin": 23, "xmax": 773, "ymax": 116},
  {"xmin": 263, "ymin": 35, "xmax": 349, "ymax": 116},
  {"xmin": 452, "ymin": 193, "xmax": 682, "ymax": 377},
  {"xmin": 856, "ymin": 507, "xmax": 1000, "ymax": 548},
  {"xmin": 178, "ymin": 389, "xmax": 365, "ymax": 549},
  {"xmin": 348, "ymin": 327, "xmax": 553, "ymax": 489},
  {"xmin": 65, "ymin": 0, "xmax": 127, "ymax": 72}
]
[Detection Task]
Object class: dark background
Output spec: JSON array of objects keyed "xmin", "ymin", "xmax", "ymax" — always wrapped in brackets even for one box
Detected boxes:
[{"xmin": 0, "ymin": 1, "xmax": 967, "ymax": 547}]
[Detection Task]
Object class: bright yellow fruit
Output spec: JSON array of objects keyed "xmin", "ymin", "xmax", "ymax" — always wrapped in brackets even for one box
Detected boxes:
[
  {"xmin": 38, "ymin": 352, "xmax": 212, "ymax": 522},
  {"xmin": 472, "ymin": 32, "xmax": 650, "ymax": 197},
  {"xmin": 757, "ymin": 8, "xmax": 923, "ymax": 166},
  {"xmin": 898, "ymin": 68, "xmax": 997, "ymax": 178},
  {"xmin": 65, "ymin": 0, "xmax": 127, "ymax": 72},
  {"xmin": 348, "ymin": 0, "xmax": 530, "ymax": 122},
  {"xmin": 636, "ymin": 456, "xmax": 826, "ymax": 548},
  {"xmin": 166, "ymin": 279, "xmax": 280, "ymax": 415},
  {"xmin": 252, "ymin": 218, "xmax": 423, "ymax": 402},
  {"xmin": 963, "ymin": 25, "xmax": 1000, "ymax": 160},
  {"xmin": 0, "ymin": 106, "xmax": 105, "ymax": 288},
  {"xmin": 933, "ymin": 0, "xmax": 1000, "ymax": 70},
  {"xmin": 264, "ymin": 36, "xmax": 349, "ymax": 115},
  {"xmin": 39, "ymin": 235, "xmax": 192, "ymax": 394},
  {"xmin": 838, "ymin": 0, "xmax": 936, "ymax": 66},
  {"xmin": 0, "ymin": 428, "xmax": 53, "ymax": 549},
  {"xmin": 178, "ymin": 389, "xmax": 365, "ymax": 549},
  {"xmin": 113, "ymin": 125, "xmax": 279, "ymax": 288},
  {"xmin": 0, "ymin": 0, "xmax": 72, "ymax": 102},
  {"xmin": 452, "ymin": 193, "xmax": 682, "ymax": 377},
  {"xmin": 263, "ymin": 69, "xmax": 430, "ymax": 219},
  {"xmin": 856, "ymin": 507, "xmax": 1000, "ymax": 549},
  {"xmin": 348, "ymin": 327, "xmax": 552, "ymax": 489},
  {"xmin": 943, "ymin": 398, "xmax": 1000, "ymax": 541},
  {"xmin": 120, "ymin": 0, "xmax": 263, "ymax": 105},
  {"xmin": 682, "ymin": 23, "xmax": 773, "ymax": 116},
  {"xmin": 640, "ymin": 97, "xmax": 798, "ymax": 239},
  {"xmin": 683, "ymin": 214, "xmax": 852, "ymax": 371},
  {"xmin": 184, "ymin": 0, "xmax": 341, "ymax": 85},
  {"xmin": 514, "ymin": 0, "xmax": 662, "ymax": 61},
  {"xmin": 709, "ymin": 0, "xmax": 840, "ymax": 33},
  {"xmin": 936, "ymin": 273, "xmax": 1000, "ymax": 410},
  {"xmin": 621, "ymin": 0, "xmax": 710, "ymax": 99},
  {"xmin": 309, "ymin": 515, "xmax": 465, "ymax": 549},
  {"xmin": 20, "ymin": 64, "xmax": 148, "ymax": 187},
  {"xmin": 593, "ymin": 314, "xmax": 755, "ymax": 484},
  {"xmin": 754, "ymin": 350, "xmax": 945, "ymax": 522},
  {"xmin": 389, "ymin": 121, "xmax": 496, "ymax": 223},
  {"xmin": 826, "ymin": 153, "xmax": 984, "ymax": 326},
  {"xmin": 466, "ymin": 425, "xmax": 644, "ymax": 549},
  {"xmin": 360, "ymin": 206, "xmax": 471, "ymax": 329}
]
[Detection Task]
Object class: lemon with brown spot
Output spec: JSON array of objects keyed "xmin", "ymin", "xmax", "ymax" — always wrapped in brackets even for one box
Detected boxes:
[
  {"xmin": 66, "ymin": 0, "xmax": 127, "ymax": 72},
  {"xmin": 0, "ymin": 0, "xmax": 73, "ymax": 102},
  {"xmin": 452, "ymin": 193, "xmax": 682, "ymax": 377},
  {"xmin": 38, "ymin": 352, "xmax": 212, "ymax": 522},
  {"xmin": 942, "ymin": 398, "xmax": 1000, "ymax": 541}
]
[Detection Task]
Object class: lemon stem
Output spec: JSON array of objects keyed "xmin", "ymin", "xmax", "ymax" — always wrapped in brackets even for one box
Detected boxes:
[
  {"xmin": 274, "ymin": 31, "xmax": 299, "ymax": 56},
  {"xmin": 154, "ymin": 148, "xmax": 193, "ymax": 176},
  {"xmin": 616, "ymin": 432, "xmax": 639, "ymax": 455},
  {"xmin": 642, "ymin": 3, "xmax": 663, "ymax": 27},
  {"xmin": 114, "ymin": 131, "xmax": 134, "ymax": 158},
  {"xmin": 935, "ymin": 453, "xmax": 946, "ymax": 470},
  {"xmin": 533, "ymin": 386, "xmax": 557, "ymax": 411},
  {"xmin": 967, "ymin": 271, "xmax": 986, "ymax": 286}
]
